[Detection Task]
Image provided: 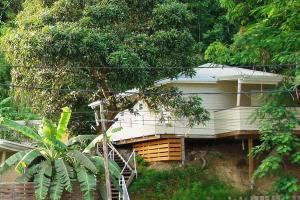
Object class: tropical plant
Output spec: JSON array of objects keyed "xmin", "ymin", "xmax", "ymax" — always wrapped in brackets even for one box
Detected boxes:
[
  {"xmin": 205, "ymin": 0, "xmax": 300, "ymax": 66},
  {"xmin": 0, "ymin": 107, "xmax": 121, "ymax": 200},
  {"xmin": 252, "ymin": 88, "xmax": 300, "ymax": 199}
]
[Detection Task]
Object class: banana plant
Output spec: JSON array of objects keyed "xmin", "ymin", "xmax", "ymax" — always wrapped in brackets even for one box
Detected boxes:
[{"xmin": 0, "ymin": 107, "xmax": 121, "ymax": 200}]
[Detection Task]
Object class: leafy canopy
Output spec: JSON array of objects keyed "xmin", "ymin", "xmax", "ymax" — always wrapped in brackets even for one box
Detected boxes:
[
  {"xmin": 205, "ymin": 0, "xmax": 300, "ymax": 65},
  {"xmin": 1, "ymin": 0, "xmax": 210, "ymax": 132}
]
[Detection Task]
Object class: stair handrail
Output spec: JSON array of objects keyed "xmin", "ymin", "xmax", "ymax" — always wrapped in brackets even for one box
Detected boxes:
[
  {"xmin": 120, "ymin": 150, "xmax": 137, "ymax": 178},
  {"xmin": 99, "ymin": 142, "xmax": 138, "ymax": 179},
  {"xmin": 119, "ymin": 175, "xmax": 130, "ymax": 200},
  {"xmin": 107, "ymin": 143, "xmax": 134, "ymax": 171}
]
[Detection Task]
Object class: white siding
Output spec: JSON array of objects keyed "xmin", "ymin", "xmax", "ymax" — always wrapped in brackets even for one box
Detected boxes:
[{"xmin": 109, "ymin": 81, "xmax": 299, "ymax": 142}]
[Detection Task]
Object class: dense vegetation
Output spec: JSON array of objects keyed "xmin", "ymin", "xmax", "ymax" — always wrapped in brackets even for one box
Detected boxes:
[
  {"xmin": 129, "ymin": 165, "xmax": 242, "ymax": 200},
  {"xmin": 1, "ymin": 0, "xmax": 213, "ymax": 133},
  {"xmin": 0, "ymin": 0, "xmax": 299, "ymax": 199}
]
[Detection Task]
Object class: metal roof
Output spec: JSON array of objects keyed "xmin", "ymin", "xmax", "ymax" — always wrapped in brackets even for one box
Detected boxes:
[
  {"xmin": 155, "ymin": 63, "xmax": 282, "ymax": 85},
  {"xmin": 0, "ymin": 139, "xmax": 32, "ymax": 152}
]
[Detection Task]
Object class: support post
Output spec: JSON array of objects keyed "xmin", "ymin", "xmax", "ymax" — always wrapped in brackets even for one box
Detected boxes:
[
  {"xmin": 237, "ymin": 79, "xmax": 242, "ymax": 106},
  {"xmin": 98, "ymin": 102, "xmax": 112, "ymax": 200},
  {"xmin": 0, "ymin": 151, "xmax": 6, "ymax": 182},
  {"xmin": 1, "ymin": 151, "xmax": 6, "ymax": 164},
  {"xmin": 248, "ymin": 137, "xmax": 254, "ymax": 180},
  {"xmin": 181, "ymin": 138, "xmax": 185, "ymax": 165}
]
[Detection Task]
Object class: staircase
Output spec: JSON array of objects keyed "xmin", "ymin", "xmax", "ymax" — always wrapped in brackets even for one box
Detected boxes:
[{"xmin": 96, "ymin": 142, "xmax": 137, "ymax": 200}]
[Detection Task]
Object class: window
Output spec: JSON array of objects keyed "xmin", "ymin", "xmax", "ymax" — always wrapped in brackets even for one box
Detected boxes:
[{"xmin": 139, "ymin": 103, "xmax": 143, "ymax": 110}]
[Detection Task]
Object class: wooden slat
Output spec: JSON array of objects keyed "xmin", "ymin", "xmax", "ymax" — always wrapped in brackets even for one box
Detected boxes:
[{"xmin": 133, "ymin": 138, "xmax": 182, "ymax": 162}]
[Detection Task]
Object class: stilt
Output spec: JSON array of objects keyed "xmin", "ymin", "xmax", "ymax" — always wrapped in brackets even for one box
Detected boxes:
[
  {"xmin": 181, "ymin": 138, "xmax": 185, "ymax": 165},
  {"xmin": 248, "ymin": 137, "xmax": 254, "ymax": 179}
]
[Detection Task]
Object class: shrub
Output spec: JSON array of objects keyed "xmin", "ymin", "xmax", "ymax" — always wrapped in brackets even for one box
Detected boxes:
[{"xmin": 129, "ymin": 164, "xmax": 241, "ymax": 200}]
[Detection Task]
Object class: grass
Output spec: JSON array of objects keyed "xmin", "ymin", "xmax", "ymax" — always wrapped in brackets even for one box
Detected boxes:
[{"xmin": 129, "ymin": 164, "xmax": 242, "ymax": 200}]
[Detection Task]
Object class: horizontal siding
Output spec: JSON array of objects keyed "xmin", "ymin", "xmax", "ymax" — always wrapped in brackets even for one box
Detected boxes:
[{"xmin": 134, "ymin": 139, "xmax": 182, "ymax": 162}]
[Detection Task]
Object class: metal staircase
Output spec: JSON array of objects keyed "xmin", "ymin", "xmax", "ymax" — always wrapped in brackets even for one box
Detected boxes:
[{"xmin": 97, "ymin": 142, "xmax": 137, "ymax": 200}]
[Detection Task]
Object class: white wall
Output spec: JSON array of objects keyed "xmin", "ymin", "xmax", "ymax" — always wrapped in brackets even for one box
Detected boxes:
[{"xmin": 109, "ymin": 81, "xmax": 284, "ymax": 142}]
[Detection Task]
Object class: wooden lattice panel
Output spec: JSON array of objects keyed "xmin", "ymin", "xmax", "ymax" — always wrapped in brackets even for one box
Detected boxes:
[{"xmin": 133, "ymin": 138, "xmax": 182, "ymax": 162}]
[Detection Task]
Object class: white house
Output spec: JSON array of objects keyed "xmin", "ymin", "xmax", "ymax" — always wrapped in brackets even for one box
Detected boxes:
[{"xmin": 108, "ymin": 63, "xmax": 299, "ymax": 169}]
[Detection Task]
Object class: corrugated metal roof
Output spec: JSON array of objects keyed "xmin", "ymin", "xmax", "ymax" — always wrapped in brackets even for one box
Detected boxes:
[{"xmin": 0, "ymin": 139, "xmax": 32, "ymax": 152}]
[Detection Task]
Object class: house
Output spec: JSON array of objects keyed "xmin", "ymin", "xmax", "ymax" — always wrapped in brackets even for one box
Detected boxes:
[
  {"xmin": 0, "ymin": 139, "xmax": 32, "ymax": 182},
  {"xmin": 108, "ymin": 63, "xmax": 299, "ymax": 178}
]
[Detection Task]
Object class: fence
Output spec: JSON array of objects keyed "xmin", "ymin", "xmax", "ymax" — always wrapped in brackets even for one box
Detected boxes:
[
  {"xmin": 227, "ymin": 196, "xmax": 300, "ymax": 200},
  {"xmin": 0, "ymin": 182, "xmax": 102, "ymax": 200},
  {"xmin": 0, "ymin": 182, "xmax": 300, "ymax": 200}
]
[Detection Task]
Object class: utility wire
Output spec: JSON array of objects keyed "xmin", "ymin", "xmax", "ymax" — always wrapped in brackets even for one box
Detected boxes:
[
  {"xmin": 0, "ymin": 83, "xmax": 295, "ymax": 95},
  {"xmin": 0, "ymin": 63, "xmax": 297, "ymax": 69}
]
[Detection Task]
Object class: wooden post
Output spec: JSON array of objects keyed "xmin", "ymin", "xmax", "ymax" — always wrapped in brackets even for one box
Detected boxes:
[
  {"xmin": 98, "ymin": 102, "xmax": 112, "ymax": 200},
  {"xmin": 0, "ymin": 151, "xmax": 6, "ymax": 182},
  {"xmin": 248, "ymin": 137, "xmax": 254, "ymax": 180},
  {"xmin": 181, "ymin": 138, "xmax": 185, "ymax": 164},
  {"xmin": 1, "ymin": 151, "xmax": 6, "ymax": 164},
  {"xmin": 237, "ymin": 79, "xmax": 242, "ymax": 106}
]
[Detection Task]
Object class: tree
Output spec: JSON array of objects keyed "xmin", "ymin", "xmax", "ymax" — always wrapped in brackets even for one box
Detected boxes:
[
  {"xmin": 252, "ymin": 89, "xmax": 300, "ymax": 199},
  {"xmin": 183, "ymin": 0, "xmax": 236, "ymax": 49},
  {"xmin": 205, "ymin": 0, "xmax": 300, "ymax": 66},
  {"xmin": 0, "ymin": 107, "xmax": 120, "ymax": 200},
  {"xmin": 1, "ymin": 0, "xmax": 210, "ymax": 132},
  {"xmin": 0, "ymin": 97, "xmax": 39, "ymax": 141},
  {"xmin": 0, "ymin": 0, "xmax": 24, "ymax": 23}
]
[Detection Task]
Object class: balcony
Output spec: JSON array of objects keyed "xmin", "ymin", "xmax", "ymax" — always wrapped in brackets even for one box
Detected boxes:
[{"xmin": 214, "ymin": 106, "xmax": 300, "ymax": 136}]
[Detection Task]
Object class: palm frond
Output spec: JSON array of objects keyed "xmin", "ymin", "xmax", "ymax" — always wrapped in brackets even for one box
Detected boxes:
[
  {"xmin": 43, "ymin": 136, "xmax": 67, "ymax": 150},
  {"xmin": 0, "ymin": 117, "xmax": 41, "ymax": 141},
  {"xmin": 16, "ymin": 163, "xmax": 40, "ymax": 183},
  {"xmin": 39, "ymin": 119, "xmax": 57, "ymax": 138},
  {"xmin": 15, "ymin": 149, "xmax": 42, "ymax": 174},
  {"xmin": 91, "ymin": 156, "xmax": 121, "ymax": 179},
  {"xmin": 68, "ymin": 150, "xmax": 98, "ymax": 173},
  {"xmin": 34, "ymin": 161, "xmax": 52, "ymax": 200},
  {"xmin": 0, "ymin": 150, "xmax": 28, "ymax": 175},
  {"xmin": 76, "ymin": 166, "xmax": 96, "ymax": 200},
  {"xmin": 0, "ymin": 97, "xmax": 11, "ymax": 107},
  {"xmin": 98, "ymin": 177, "xmax": 108, "ymax": 200},
  {"xmin": 83, "ymin": 135, "xmax": 103, "ymax": 154},
  {"xmin": 50, "ymin": 173, "xmax": 64, "ymax": 200},
  {"xmin": 56, "ymin": 107, "xmax": 71, "ymax": 140},
  {"xmin": 66, "ymin": 135, "xmax": 97, "ymax": 146},
  {"xmin": 54, "ymin": 159, "xmax": 73, "ymax": 192}
]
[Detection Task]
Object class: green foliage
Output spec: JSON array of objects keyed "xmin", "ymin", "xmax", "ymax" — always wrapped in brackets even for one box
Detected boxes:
[
  {"xmin": 143, "ymin": 86, "xmax": 210, "ymax": 127},
  {"xmin": 205, "ymin": 0, "xmax": 300, "ymax": 65},
  {"xmin": 252, "ymin": 89, "xmax": 300, "ymax": 198},
  {"xmin": 129, "ymin": 165, "xmax": 241, "ymax": 200},
  {"xmin": 0, "ymin": 54, "xmax": 11, "ymax": 100},
  {"xmin": 0, "ymin": 96, "xmax": 40, "ymax": 142},
  {"xmin": 0, "ymin": 0, "xmax": 24, "ymax": 23},
  {"xmin": 0, "ymin": 0, "xmax": 210, "ymax": 133},
  {"xmin": 0, "ymin": 107, "xmax": 120, "ymax": 200},
  {"xmin": 182, "ymin": 0, "xmax": 236, "ymax": 47}
]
